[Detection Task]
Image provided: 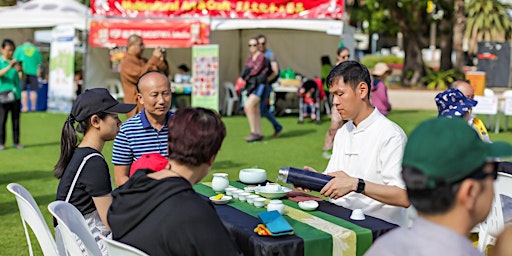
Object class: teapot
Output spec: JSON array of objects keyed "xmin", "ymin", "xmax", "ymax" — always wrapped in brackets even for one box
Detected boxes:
[{"xmin": 212, "ymin": 173, "xmax": 229, "ymax": 192}]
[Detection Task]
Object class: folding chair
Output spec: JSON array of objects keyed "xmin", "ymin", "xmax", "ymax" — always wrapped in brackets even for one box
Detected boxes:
[
  {"xmin": 47, "ymin": 201, "xmax": 102, "ymax": 256},
  {"xmin": 100, "ymin": 235, "xmax": 149, "ymax": 256},
  {"xmin": 477, "ymin": 172, "xmax": 512, "ymax": 252},
  {"xmin": 222, "ymin": 81, "xmax": 239, "ymax": 116},
  {"xmin": 6, "ymin": 183, "xmax": 60, "ymax": 256}
]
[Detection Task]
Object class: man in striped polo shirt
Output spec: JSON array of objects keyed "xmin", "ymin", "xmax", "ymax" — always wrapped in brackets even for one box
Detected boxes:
[{"xmin": 112, "ymin": 71, "xmax": 173, "ymax": 187}]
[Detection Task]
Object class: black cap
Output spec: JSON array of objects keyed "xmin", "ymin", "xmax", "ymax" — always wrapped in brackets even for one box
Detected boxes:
[{"xmin": 71, "ymin": 88, "xmax": 136, "ymax": 122}]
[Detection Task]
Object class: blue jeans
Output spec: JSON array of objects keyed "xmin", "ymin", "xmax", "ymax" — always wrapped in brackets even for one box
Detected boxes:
[{"xmin": 259, "ymin": 85, "xmax": 282, "ymax": 132}]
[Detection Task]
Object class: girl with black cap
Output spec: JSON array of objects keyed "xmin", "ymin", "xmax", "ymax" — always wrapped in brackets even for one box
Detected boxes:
[{"xmin": 53, "ymin": 88, "xmax": 135, "ymax": 255}]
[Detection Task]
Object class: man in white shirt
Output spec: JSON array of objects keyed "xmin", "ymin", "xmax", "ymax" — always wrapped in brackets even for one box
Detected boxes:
[{"xmin": 310, "ymin": 61, "xmax": 410, "ymax": 226}]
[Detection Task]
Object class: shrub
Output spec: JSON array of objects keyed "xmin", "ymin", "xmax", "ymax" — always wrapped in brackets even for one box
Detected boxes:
[{"xmin": 422, "ymin": 68, "xmax": 465, "ymax": 90}]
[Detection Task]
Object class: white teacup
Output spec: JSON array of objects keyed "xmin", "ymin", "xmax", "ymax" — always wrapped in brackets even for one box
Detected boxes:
[
  {"xmin": 238, "ymin": 192, "xmax": 250, "ymax": 202},
  {"xmin": 350, "ymin": 209, "xmax": 365, "ymax": 220},
  {"xmin": 253, "ymin": 197, "xmax": 266, "ymax": 208},
  {"xmin": 246, "ymin": 195, "xmax": 260, "ymax": 205},
  {"xmin": 224, "ymin": 187, "xmax": 237, "ymax": 196},
  {"xmin": 232, "ymin": 189, "xmax": 244, "ymax": 199}
]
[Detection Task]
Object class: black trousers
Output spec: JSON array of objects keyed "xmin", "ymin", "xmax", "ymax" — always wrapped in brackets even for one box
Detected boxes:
[{"xmin": 0, "ymin": 100, "xmax": 21, "ymax": 145}]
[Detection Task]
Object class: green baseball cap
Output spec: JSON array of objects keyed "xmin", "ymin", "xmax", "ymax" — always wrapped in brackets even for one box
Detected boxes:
[{"xmin": 403, "ymin": 117, "xmax": 512, "ymax": 188}]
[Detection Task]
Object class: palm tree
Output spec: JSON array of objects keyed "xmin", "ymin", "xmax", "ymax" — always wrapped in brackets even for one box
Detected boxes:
[{"xmin": 465, "ymin": 0, "xmax": 512, "ymax": 55}]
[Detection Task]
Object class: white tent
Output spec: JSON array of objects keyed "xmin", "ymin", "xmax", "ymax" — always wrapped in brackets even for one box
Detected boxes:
[
  {"xmin": 0, "ymin": 0, "xmax": 88, "ymax": 30},
  {"xmin": 85, "ymin": 19, "xmax": 354, "ymax": 93}
]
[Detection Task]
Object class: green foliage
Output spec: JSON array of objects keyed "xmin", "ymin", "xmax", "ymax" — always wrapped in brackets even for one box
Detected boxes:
[
  {"xmin": 465, "ymin": 0, "xmax": 512, "ymax": 54},
  {"xmin": 0, "ymin": 0, "xmax": 16, "ymax": 6},
  {"xmin": 360, "ymin": 54, "xmax": 404, "ymax": 68},
  {"xmin": 422, "ymin": 68, "xmax": 465, "ymax": 90}
]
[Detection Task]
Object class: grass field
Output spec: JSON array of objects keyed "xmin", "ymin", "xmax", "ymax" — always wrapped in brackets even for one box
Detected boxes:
[{"xmin": 1, "ymin": 109, "xmax": 511, "ymax": 255}]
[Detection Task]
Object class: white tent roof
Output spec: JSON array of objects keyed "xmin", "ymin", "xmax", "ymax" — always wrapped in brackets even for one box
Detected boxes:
[
  {"xmin": 0, "ymin": 0, "xmax": 89, "ymax": 30},
  {"xmin": 211, "ymin": 19, "xmax": 343, "ymax": 34}
]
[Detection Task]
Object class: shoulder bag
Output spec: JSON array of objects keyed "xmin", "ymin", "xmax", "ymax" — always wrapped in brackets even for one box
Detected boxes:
[{"xmin": 0, "ymin": 90, "xmax": 15, "ymax": 104}]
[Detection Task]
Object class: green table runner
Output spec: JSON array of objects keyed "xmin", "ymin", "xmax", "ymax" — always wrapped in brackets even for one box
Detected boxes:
[{"xmin": 195, "ymin": 182, "xmax": 373, "ymax": 256}]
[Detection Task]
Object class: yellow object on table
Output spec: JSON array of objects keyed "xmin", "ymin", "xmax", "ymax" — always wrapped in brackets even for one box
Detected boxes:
[{"xmin": 279, "ymin": 79, "xmax": 302, "ymax": 87}]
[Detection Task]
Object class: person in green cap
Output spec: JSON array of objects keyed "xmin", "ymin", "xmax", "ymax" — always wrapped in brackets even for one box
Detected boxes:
[
  {"xmin": 14, "ymin": 39, "xmax": 42, "ymax": 112},
  {"xmin": 366, "ymin": 117, "xmax": 512, "ymax": 256}
]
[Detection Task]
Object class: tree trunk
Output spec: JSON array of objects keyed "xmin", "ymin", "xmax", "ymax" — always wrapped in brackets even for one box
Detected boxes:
[
  {"xmin": 402, "ymin": 31, "xmax": 426, "ymax": 87},
  {"xmin": 453, "ymin": 0, "xmax": 466, "ymax": 69},
  {"xmin": 439, "ymin": 0, "xmax": 454, "ymax": 71},
  {"xmin": 384, "ymin": 1, "xmax": 427, "ymax": 87}
]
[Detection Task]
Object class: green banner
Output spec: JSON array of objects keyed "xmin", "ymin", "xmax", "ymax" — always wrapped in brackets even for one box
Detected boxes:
[{"xmin": 191, "ymin": 45, "xmax": 219, "ymax": 111}]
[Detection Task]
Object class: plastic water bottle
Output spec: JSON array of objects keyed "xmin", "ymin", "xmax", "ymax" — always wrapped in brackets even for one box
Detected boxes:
[{"xmin": 277, "ymin": 167, "xmax": 333, "ymax": 192}]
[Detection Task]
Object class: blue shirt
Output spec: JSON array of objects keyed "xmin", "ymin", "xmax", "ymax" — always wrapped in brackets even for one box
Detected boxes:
[{"xmin": 112, "ymin": 109, "xmax": 173, "ymax": 166}]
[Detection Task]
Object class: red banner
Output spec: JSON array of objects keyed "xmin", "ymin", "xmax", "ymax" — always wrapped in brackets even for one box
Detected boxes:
[
  {"xmin": 88, "ymin": 19, "xmax": 210, "ymax": 48},
  {"xmin": 91, "ymin": 0, "xmax": 343, "ymax": 19}
]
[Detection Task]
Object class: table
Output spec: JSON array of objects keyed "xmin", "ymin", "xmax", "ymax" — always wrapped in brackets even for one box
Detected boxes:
[
  {"xmin": 194, "ymin": 181, "xmax": 397, "ymax": 256},
  {"xmin": 272, "ymin": 83, "xmax": 300, "ymax": 115},
  {"xmin": 171, "ymin": 82, "xmax": 192, "ymax": 108}
]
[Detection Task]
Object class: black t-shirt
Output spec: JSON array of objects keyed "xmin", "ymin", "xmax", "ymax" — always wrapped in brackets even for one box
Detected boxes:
[
  {"xmin": 109, "ymin": 174, "xmax": 241, "ymax": 256},
  {"xmin": 56, "ymin": 147, "xmax": 112, "ymax": 217}
]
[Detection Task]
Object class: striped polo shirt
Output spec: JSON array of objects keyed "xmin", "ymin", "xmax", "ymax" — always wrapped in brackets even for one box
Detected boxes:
[{"xmin": 112, "ymin": 109, "xmax": 173, "ymax": 166}]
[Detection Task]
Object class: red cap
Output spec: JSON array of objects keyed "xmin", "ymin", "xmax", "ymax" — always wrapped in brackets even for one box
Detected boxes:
[{"xmin": 129, "ymin": 153, "xmax": 168, "ymax": 177}]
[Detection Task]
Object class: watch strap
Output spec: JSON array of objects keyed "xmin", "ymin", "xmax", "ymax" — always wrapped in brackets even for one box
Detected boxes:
[{"xmin": 356, "ymin": 178, "xmax": 365, "ymax": 193}]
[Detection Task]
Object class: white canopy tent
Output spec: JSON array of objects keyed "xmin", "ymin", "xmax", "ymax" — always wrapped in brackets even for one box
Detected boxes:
[{"xmin": 0, "ymin": 0, "xmax": 88, "ymax": 31}]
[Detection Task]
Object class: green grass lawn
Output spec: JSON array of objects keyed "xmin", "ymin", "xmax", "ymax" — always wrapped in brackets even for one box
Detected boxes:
[{"xmin": 1, "ymin": 110, "xmax": 511, "ymax": 255}]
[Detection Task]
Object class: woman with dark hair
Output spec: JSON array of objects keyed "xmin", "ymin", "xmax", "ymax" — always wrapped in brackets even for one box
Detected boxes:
[
  {"xmin": 242, "ymin": 37, "xmax": 269, "ymax": 142},
  {"xmin": 54, "ymin": 88, "xmax": 135, "ymax": 255},
  {"xmin": 108, "ymin": 107, "xmax": 241, "ymax": 256},
  {"xmin": 0, "ymin": 39, "xmax": 22, "ymax": 150}
]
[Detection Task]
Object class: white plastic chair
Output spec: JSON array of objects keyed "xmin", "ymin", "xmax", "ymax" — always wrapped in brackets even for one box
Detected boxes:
[
  {"xmin": 6, "ymin": 183, "xmax": 60, "ymax": 256},
  {"xmin": 47, "ymin": 201, "xmax": 102, "ymax": 256},
  {"xmin": 484, "ymin": 88, "xmax": 495, "ymax": 96},
  {"xmin": 477, "ymin": 172, "xmax": 512, "ymax": 252},
  {"xmin": 473, "ymin": 95, "xmax": 500, "ymax": 133},
  {"xmin": 100, "ymin": 235, "xmax": 149, "ymax": 256},
  {"xmin": 500, "ymin": 90, "xmax": 512, "ymax": 131},
  {"xmin": 222, "ymin": 81, "xmax": 239, "ymax": 116},
  {"xmin": 105, "ymin": 78, "xmax": 124, "ymax": 100}
]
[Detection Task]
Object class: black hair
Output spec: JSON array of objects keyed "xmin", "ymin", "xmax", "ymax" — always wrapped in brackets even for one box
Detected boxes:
[
  {"xmin": 136, "ymin": 70, "xmax": 169, "ymax": 93},
  {"xmin": 326, "ymin": 60, "xmax": 372, "ymax": 99},
  {"xmin": 54, "ymin": 112, "xmax": 109, "ymax": 178},
  {"xmin": 2, "ymin": 39, "xmax": 15, "ymax": 49},
  {"xmin": 337, "ymin": 46, "xmax": 349, "ymax": 56},
  {"xmin": 402, "ymin": 162, "xmax": 489, "ymax": 215},
  {"xmin": 321, "ymin": 55, "xmax": 332, "ymax": 66},
  {"xmin": 177, "ymin": 64, "xmax": 190, "ymax": 73}
]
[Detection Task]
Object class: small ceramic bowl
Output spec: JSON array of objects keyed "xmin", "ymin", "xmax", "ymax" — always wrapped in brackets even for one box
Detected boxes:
[
  {"xmin": 253, "ymin": 197, "xmax": 267, "ymax": 208},
  {"xmin": 246, "ymin": 195, "xmax": 260, "ymax": 205},
  {"xmin": 232, "ymin": 189, "xmax": 244, "ymax": 199},
  {"xmin": 238, "ymin": 192, "xmax": 251, "ymax": 202},
  {"xmin": 209, "ymin": 195, "xmax": 232, "ymax": 205},
  {"xmin": 224, "ymin": 187, "xmax": 237, "ymax": 196},
  {"xmin": 239, "ymin": 168, "xmax": 267, "ymax": 184},
  {"xmin": 298, "ymin": 200, "xmax": 319, "ymax": 211}
]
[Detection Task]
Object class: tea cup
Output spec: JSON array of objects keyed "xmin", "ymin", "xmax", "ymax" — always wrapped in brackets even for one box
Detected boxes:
[
  {"xmin": 246, "ymin": 195, "xmax": 260, "ymax": 205},
  {"xmin": 238, "ymin": 192, "xmax": 250, "ymax": 202},
  {"xmin": 350, "ymin": 209, "xmax": 365, "ymax": 220},
  {"xmin": 253, "ymin": 197, "xmax": 266, "ymax": 208}
]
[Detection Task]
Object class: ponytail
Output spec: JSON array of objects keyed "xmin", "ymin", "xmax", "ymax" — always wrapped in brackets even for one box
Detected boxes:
[
  {"xmin": 54, "ymin": 116, "xmax": 78, "ymax": 178},
  {"xmin": 53, "ymin": 112, "xmax": 109, "ymax": 178}
]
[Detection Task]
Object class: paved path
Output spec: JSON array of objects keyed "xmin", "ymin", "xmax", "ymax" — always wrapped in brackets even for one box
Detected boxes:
[{"xmin": 388, "ymin": 89, "xmax": 439, "ymax": 110}]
